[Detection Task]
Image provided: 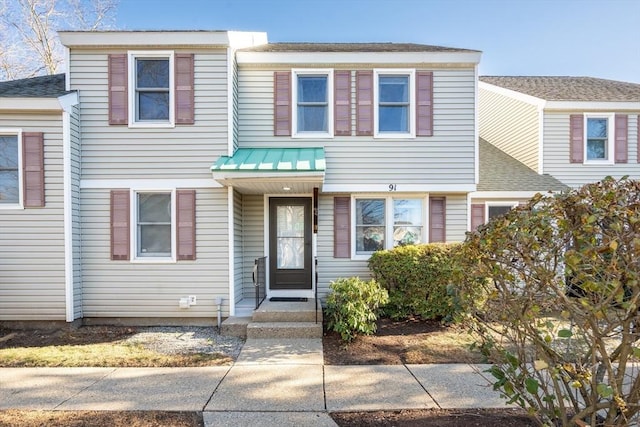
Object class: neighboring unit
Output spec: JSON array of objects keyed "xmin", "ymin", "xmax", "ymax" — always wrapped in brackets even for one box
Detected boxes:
[{"xmin": 479, "ymin": 76, "xmax": 640, "ymax": 189}]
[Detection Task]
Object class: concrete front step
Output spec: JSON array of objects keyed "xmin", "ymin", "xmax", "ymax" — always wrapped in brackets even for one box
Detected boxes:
[
  {"xmin": 252, "ymin": 299, "xmax": 323, "ymax": 323},
  {"xmin": 246, "ymin": 321, "xmax": 323, "ymax": 339},
  {"xmin": 220, "ymin": 316, "xmax": 251, "ymax": 338}
]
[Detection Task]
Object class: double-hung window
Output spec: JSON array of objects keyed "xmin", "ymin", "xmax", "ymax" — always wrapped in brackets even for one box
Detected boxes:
[
  {"xmin": 374, "ymin": 70, "xmax": 415, "ymax": 138},
  {"xmin": 487, "ymin": 202, "xmax": 518, "ymax": 221},
  {"xmin": 0, "ymin": 131, "xmax": 20, "ymax": 207},
  {"xmin": 129, "ymin": 51, "xmax": 174, "ymax": 127},
  {"xmin": 135, "ymin": 191, "xmax": 174, "ymax": 260},
  {"xmin": 354, "ymin": 196, "xmax": 424, "ymax": 257},
  {"xmin": 292, "ymin": 69, "xmax": 333, "ymax": 137},
  {"xmin": 585, "ymin": 114, "xmax": 614, "ymax": 163}
]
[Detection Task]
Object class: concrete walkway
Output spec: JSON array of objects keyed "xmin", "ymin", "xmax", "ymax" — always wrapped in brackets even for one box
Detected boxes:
[{"xmin": 0, "ymin": 339, "xmax": 511, "ymax": 427}]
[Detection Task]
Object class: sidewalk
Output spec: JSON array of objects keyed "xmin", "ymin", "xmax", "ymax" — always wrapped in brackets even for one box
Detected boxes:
[{"xmin": 0, "ymin": 338, "xmax": 510, "ymax": 426}]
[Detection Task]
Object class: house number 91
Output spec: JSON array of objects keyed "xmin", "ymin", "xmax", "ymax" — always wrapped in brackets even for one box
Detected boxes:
[{"xmin": 388, "ymin": 184, "xmax": 397, "ymax": 191}]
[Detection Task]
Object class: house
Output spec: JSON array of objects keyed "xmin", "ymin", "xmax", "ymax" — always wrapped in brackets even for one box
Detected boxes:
[
  {"xmin": 479, "ymin": 76, "xmax": 640, "ymax": 189},
  {"xmin": 0, "ymin": 74, "xmax": 79, "ymax": 322},
  {"xmin": 1, "ymin": 30, "xmax": 561, "ymax": 326}
]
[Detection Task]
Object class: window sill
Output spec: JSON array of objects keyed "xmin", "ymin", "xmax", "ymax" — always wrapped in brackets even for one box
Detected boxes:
[
  {"xmin": 292, "ymin": 132, "xmax": 334, "ymax": 139},
  {"xmin": 128, "ymin": 122, "xmax": 175, "ymax": 129},
  {"xmin": 583, "ymin": 160, "xmax": 614, "ymax": 166},
  {"xmin": 131, "ymin": 257, "xmax": 177, "ymax": 264},
  {"xmin": 374, "ymin": 132, "xmax": 416, "ymax": 139},
  {"xmin": 0, "ymin": 203, "xmax": 24, "ymax": 210},
  {"xmin": 351, "ymin": 253, "xmax": 373, "ymax": 261}
]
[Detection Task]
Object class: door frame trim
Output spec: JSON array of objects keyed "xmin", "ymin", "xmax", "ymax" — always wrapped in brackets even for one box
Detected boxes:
[{"xmin": 263, "ymin": 193, "xmax": 315, "ymax": 299}]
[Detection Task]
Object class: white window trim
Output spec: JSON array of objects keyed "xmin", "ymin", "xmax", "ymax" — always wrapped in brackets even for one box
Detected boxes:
[
  {"xmin": 485, "ymin": 201, "xmax": 519, "ymax": 222},
  {"xmin": 128, "ymin": 51, "xmax": 175, "ymax": 128},
  {"xmin": 0, "ymin": 128, "xmax": 23, "ymax": 210},
  {"xmin": 373, "ymin": 69, "xmax": 416, "ymax": 139},
  {"xmin": 350, "ymin": 194, "xmax": 427, "ymax": 260},
  {"xmin": 130, "ymin": 189, "xmax": 176, "ymax": 263},
  {"xmin": 291, "ymin": 68, "xmax": 334, "ymax": 138},
  {"xmin": 583, "ymin": 113, "xmax": 615, "ymax": 165}
]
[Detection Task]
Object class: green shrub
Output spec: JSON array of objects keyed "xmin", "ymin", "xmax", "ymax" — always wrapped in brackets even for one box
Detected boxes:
[
  {"xmin": 325, "ymin": 277, "xmax": 389, "ymax": 342},
  {"xmin": 368, "ymin": 243, "xmax": 464, "ymax": 321}
]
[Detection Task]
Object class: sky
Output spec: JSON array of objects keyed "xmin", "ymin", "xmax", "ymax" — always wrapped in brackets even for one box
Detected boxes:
[{"xmin": 116, "ymin": 0, "xmax": 640, "ymax": 83}]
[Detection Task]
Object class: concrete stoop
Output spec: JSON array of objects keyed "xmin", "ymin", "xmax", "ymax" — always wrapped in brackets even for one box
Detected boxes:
[{"xmin": 222, "ymin": 299, "xmax": 323, "ymax": 339}]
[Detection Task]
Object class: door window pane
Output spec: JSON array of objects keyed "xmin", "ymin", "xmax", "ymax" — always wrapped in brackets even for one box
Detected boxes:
[
  {"xmin": 356, "ymin": 199, "xmax": 385, "ymax": 253},
  {"xmin": 0, "ymin": 135, "xmax": 19, "ymax": 204},
  {"xmin": 393, "ymin": 199, "xmax": 422, "ymax": 246},
  {"xmin": 297, "ymin": 75, "xmax": 328, "ymax": 132},
  {"xmin": 276, "ymin": 205, "xmax": 305, "ymax": 269},
  {"xmin": 137, "ymin": 193, "xmax": 171, "ymax": 257}
]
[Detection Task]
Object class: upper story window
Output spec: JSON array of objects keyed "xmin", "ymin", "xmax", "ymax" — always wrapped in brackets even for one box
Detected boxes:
[
  {"xmin": 374, "ymin": 70, "xmax": 416, "ymax": 138},
  {"xmin": 585, "ymin": 115, "xmax": 614, "ymax": 163},
  {"xmin": 292, "ymin": 69, "xmax": 333, "ymax": 137},
  {"xmin": 128, "ymin": 51, "xmax": 174, "ymax": 127},
  {"xmin": 354, "ymin": 196, "xmax": 425, "ymax": 257},
  {"xmin": 0, "ymin": 132, "xmax": 20, "ymax": 206},
  {"xmin": 135, "ymin": 191, "xmax": 174, "ymax": 261}
]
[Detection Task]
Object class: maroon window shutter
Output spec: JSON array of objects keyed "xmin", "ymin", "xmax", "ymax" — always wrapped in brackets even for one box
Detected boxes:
[
  {"xmin": 416, "ymin": 71, "xmax": 433, "ymax": 136},
  {"xmin": 176, "ymin": 189, "xmax": 196, "ymax": 261},
  {"xmin": 22, "ymin": 132, "xmax": 45, "ymax": 207},
  {"xmin": 471, "ymin": 203, "xmax": 485, "ymax": 231},
  {"xmin": 334, "ymin": 70, "xmax": 352, "ymax": 136},
  {"xmin": 334, "ymin": 197, "xmax": 351, "ymax": 258},
  {"xmin": 429, "ymin": 197, "xmax": 446, "ymax": 243},
  {"xmin": 175, "ymin": 53, "xmax": 195, "ymax": 125},
  {"xmin": 614, "ymin": 114, "xmax": 628, "ymax": 163},
  {"xmin": 274, "ymin": 71, "xmax": 291, "ymax": 136},
  {"xmin": 108, "ymin": 54, "xmax": 128, "ymax": 125},
  {"xmin": 569, "ymin": 114, "xmax": 584, "ymax": 163},
  {"xmin": 356, "ymin": 71, "xmax": 373, "ymax": 136},
  {"xmin": 110, "ymin": 190, "xmax": 130, "ymax": 261}
]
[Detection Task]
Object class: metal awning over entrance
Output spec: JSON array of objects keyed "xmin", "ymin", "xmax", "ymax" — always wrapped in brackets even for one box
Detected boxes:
[{"xmin": 211, "ymin": 147, "xmax": 325, "ymax": 194}]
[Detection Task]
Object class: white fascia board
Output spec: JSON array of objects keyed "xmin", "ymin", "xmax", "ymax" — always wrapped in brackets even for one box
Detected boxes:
[
  {"xmin": 227, "ymin": 31, "xmax": 268, "ymax": 49},
  {"xmin": 236, "ymin": 51, "xmax": 481, "ymax": 65},
  {"xmin": 469, "ymin": 191, "xmax": 555, "ymax": 199},
  {"xmin": 212, "ymin": 172, "xmax": 324, "ymax": 181},
  {"xmin": 544, "ymin": 101, "xmax": 640, "ymax": 111},
  {"xmin": 59, "ymin": 31, "xmax": 231, "ymax": 48},
  {"xmin": 0, "ymin": 98, "xmax": 63, "ymax": 111},
  {"xmin": 81, "ymin": 179, "xmax": 222, "ymax": 189},
  {"xmin": 479, "ymin": 81, "xmax": 546, "ymax": 108},
  {"xmin": 322, "ymin": 183, "xmax": 476, "ymax": 193},
  {"xmin": 474, "ymin": 64, "xmax": 479, "ymax": 184}
]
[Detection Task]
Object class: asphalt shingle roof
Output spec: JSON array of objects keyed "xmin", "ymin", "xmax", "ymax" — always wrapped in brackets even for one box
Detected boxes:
[
  {"xmin": 241, "ymin": 42, "xmax": 479, "ymax": 53},
  {"xmin": 480, "ymin": 76, "xmax": 640, "ymax": 102},
  {"xmin": 478, "ymin": 138, "xmax": 568, "ymax": 192},
  {"xmin": 0, "ymin": 74, "xmax": 69, "ymax": 98}
]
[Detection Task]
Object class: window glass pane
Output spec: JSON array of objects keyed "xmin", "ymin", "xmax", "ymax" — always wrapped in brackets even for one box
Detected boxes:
[
  {"xmin": 139, "ymin": 224, "xmax": 171, "ymax": 255},
  {"xmin": 379, "ymin": 76, "xmax": 408, "ymax": 102},
  {"xmin": 488, "ymin": 205, "xmax": 512, "ymax": 220},
  {"xmin": 379, "ymin": 106, "xmax": 408, "ymax": 132},
  {"xmin": 587, "ymin": 118, "xmax": 607, "ymax": 138},
  {"xmin": 276, "ymin": 205, "xmax": 305, "ymax": 269},
  {"xmin": 136, "ymin": 59, "xmax": 169, "ymax": 88},
  {"xmin": 356, "ymin": 199, "xmax": 385, "ymax": 253},
  {"xmin": 298, "ymin": 106, "xmax": 328, "ymax": 132},
  {"xmin": 277, "ymin": 206, "xmax": 305, "ymax": 238},
  {"xmin": 298, "ymin": 76, "xmax": 327, "ymax": 102},
  {"xmin": 587, "ymin": 139, "xmax": 606, "ymax": 160},
  {"xmin": 0, "ymin": 135, "xmax": 19, "ymax": 204},
  {"xmin": 393, "ymin": 199, "xmax": 422, "ymax": 246},
  {"xmin": 138, "ymin": 92, "xmax": 170, "ymax": 120},
  {"xmin": 139, "ymin": 194, "xmax": 171, "ymax": 223}
]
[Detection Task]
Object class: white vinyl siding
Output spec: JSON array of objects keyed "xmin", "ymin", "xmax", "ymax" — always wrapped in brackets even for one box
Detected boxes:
[
  {"xmin": 80, "ymin": 188, "xmax": 231, "ymax": 318},
  {"xmin": 233, "ymin": 189, "xmax": 243, "ymax": 304},
  {"xmin": 68, "ymin": 49, "xmax": 229, "ymax": 180},
  {"xmin": 0, "ymin": 114, "xmax": 66, "ymax": 321},
  {"xmin": 240, "ymin": 194, "xmax": 265, "ymax": 302},
  {"xmin": 442, "ymin": 194, "xmax": 467, "ymax": 242},
  {"xmin": 237, "ymin": 68, "xmax": 476, "ymax": 186},
  {"xmin": 479, "ymin": 87, "xmax": 540, "ymax": 172},
  {"xmin": 543, "ymin": 112, "xmax": 640, "ymax": 188}
]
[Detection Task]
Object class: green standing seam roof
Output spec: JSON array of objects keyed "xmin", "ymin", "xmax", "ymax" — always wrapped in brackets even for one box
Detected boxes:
[{"xmin": 212, "ymin": 147, "xmax": 326, "ymax": 173}]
